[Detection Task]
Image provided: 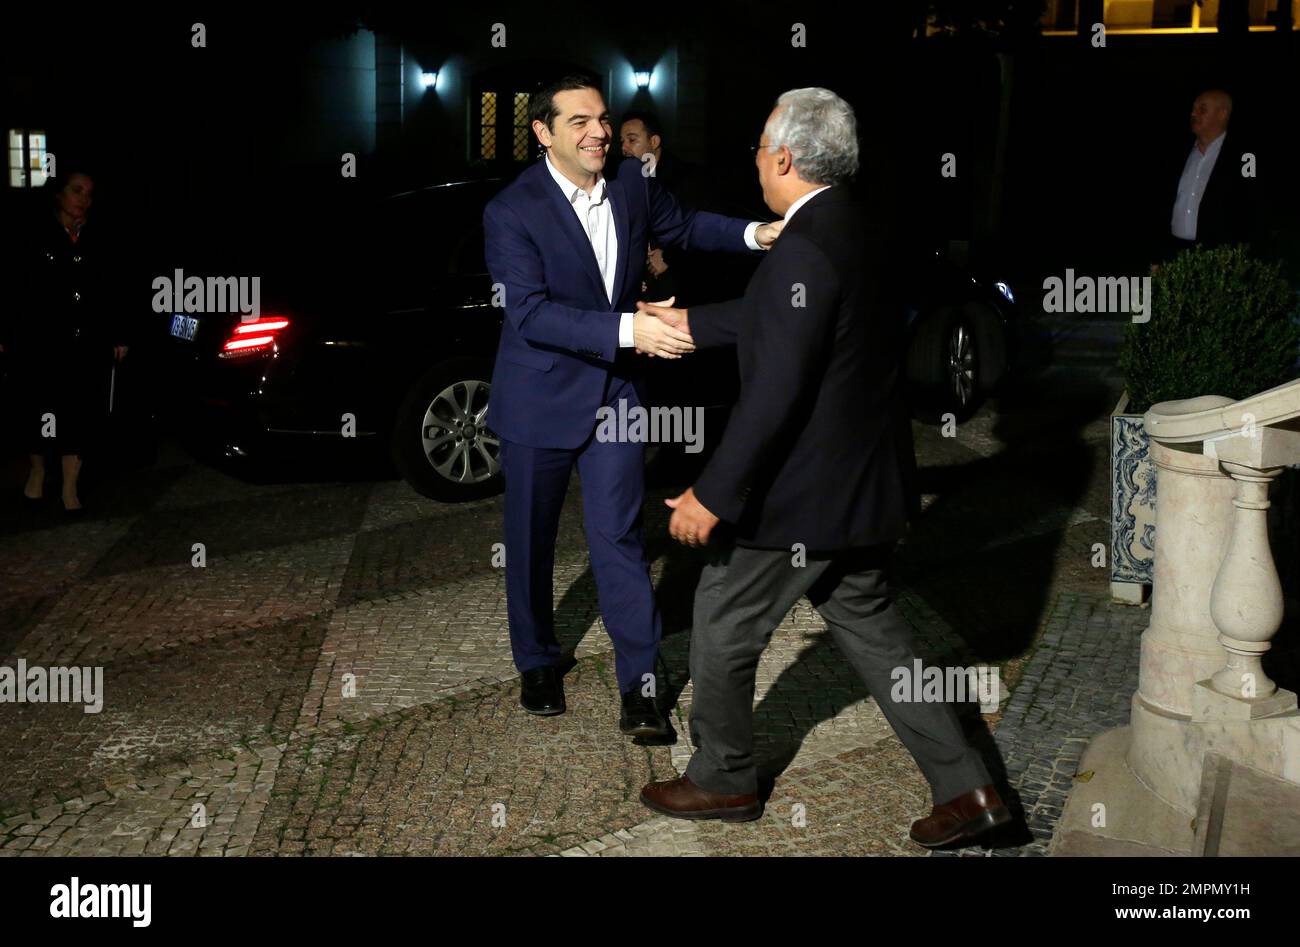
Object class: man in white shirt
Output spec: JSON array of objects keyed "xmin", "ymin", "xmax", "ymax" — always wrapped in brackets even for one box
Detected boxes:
[
  {"xmin": 1164, "ymin": 89, "xmax": 1250, "ymax": 258},
  {"xmin": 483, "ymin": 75, "xmax": 782, "ymax": 738}
]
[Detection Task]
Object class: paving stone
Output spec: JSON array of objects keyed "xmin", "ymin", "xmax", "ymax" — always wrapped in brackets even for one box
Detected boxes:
[{"xmin": 0, "ymin": 363, "xmax": 1187, "ymax": 857}]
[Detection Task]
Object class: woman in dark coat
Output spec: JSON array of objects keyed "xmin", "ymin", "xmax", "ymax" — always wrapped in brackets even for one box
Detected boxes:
[{"xmin": 3, "ymin": 168, "xmax": 127, "ymax": 512}]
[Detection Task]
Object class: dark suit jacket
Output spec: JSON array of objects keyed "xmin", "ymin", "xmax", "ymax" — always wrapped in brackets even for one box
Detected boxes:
[
  {"xmin": 1164, "ymin": 132, "xmax": 1254, "ymax": 251},
  {"xmin": 483, "ymin": 155, "xmax": 753, "ymax": 449},
  {"xmin": 691, "ymin": 186, "xmax": 915, "ymax": 552},
  {"xmin": 642, "ymin": 151, "xmax": 697, "ymax": 301},
  {"xmin": 3, "ymin": 210, "xmax": 128, "ymax": 356}
]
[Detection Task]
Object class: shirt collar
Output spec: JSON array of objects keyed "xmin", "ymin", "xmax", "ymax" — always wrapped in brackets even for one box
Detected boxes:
[
  {"xmin": 1196, "ymin": 131, "xmax": 1226, "ymax": 157},
  {"xmin": 785, "ymin": 185, "xmax": 832, "ymax": 223},
  {"xmin": 545, "ymin": 153, "xmax": 606, "ymax": 204}
]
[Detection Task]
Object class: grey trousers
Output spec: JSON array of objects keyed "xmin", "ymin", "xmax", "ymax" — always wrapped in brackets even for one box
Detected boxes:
[{"xmin": 684, "ymin": 541, "xmax": 992, "ymax": 804}]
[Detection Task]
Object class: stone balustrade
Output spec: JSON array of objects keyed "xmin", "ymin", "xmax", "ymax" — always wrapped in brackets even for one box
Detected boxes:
[{"xmin": 1129, "ymin": 380, "xmax": 1300, "ymax": 814}]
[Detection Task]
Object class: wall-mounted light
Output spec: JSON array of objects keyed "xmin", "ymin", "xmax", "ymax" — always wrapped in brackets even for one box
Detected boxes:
[
  {"xmin": 634, "ymin": 70, "xmax": 652, "ymax": 89},
  {"xmin": 420, "ymin": 71, "xmax": 439, "ymax": 90}
]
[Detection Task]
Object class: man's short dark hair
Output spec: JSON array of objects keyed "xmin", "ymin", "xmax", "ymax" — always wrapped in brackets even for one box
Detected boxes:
[
  {"xmin": 528, "ymin": 74, "xmax": 603, "ymax": 133},
  {"xmin": 620, "ymin": 110, "xmax": 662, "ymax": 142}
]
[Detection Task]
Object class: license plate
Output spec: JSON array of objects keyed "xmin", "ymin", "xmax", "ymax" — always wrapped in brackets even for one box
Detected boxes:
[{"xmin": 169, "ymin": 314, "xmax": 199, "ymax": 341}]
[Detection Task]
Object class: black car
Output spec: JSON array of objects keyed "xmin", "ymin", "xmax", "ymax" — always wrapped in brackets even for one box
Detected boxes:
[
  {"xmin": 151, "ymin": 180, "xmax": 507, "ymax": 501},
  {"xmin": 151, "ymin": 178, "xmax": 1017, "ymax": 502},
  {"xmin": 899, "ymin": 250, "xmax": 1020, "ymax": 424}
]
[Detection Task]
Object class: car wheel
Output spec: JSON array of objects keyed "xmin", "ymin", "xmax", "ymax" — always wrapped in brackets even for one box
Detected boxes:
[
  {"xmin": 392, "ymin": 358, "xmax": 504, "ymax": 502},
  {"xmin": 906, "ymin": 306, "xmax": 981, "ymax": 423}
]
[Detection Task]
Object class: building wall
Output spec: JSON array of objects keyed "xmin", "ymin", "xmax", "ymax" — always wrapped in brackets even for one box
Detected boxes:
[{"xmin": 393, "ymin": 38, "xmax": 685, "ymax": 178}]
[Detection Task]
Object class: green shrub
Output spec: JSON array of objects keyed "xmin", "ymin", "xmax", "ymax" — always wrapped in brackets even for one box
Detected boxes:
[{"xmin": 1120, "ymin": 245, "xmax": 1300, "ymax": 414}]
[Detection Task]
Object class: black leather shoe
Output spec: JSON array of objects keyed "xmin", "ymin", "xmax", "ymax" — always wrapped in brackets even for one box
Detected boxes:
[
  {"xmin": 620, "ymin": 690, "xmax": 670, "ymax": 738},
  {"xmin": 520, "ymin": 666, "xmax": 565, "ymax": 716}
]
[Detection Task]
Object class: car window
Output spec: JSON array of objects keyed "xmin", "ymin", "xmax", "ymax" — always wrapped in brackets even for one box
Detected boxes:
[{"xmin": 356, "ymin": 182, "xmax": 502, "ymax": 310}]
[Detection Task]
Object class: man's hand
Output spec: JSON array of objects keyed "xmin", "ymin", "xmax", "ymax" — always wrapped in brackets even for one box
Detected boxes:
[
  {"xmin": 647, "ymin": 246, "xmax": 668, "ymax": 277},
  {"xmin": 754, "ymin": 219, "xmax": 786, "ymax": 249},
  {"xmin": 114, "ymin": 345, "xmax": 129, "ymax": 361},
  {"xmin": 633, "ymin": 306, "xmax": 694, "ymax": 358},
  {"xmin": 666, "ymin": 487, "xmax": 720, "ymax": 547},
  {"xmin": 636, "ymin": 298, "xmax": 688, "ymax": 335}
]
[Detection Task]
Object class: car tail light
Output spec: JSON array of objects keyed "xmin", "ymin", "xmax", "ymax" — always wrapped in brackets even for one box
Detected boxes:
[{"xmin": 220, "ymin": 316, "xmax": 290, "ymax": 357}]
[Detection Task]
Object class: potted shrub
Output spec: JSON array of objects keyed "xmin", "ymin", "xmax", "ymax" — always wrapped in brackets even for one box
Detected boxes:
[{"xmin": 1111, "ymin": 245, "xmax": 1300, "ymax": 603}]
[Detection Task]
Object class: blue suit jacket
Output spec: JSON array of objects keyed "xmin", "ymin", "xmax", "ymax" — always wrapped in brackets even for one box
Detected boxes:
[{"xmin": 484, "ymin": 156, "xmax": 754, "ymax": 449}]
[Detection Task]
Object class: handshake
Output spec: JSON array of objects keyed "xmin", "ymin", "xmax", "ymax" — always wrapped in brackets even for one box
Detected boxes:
[
  {"xmin": 630, "ymin": 217, "xmax": 785, "ymax": 359},
  {"xmin": 631, "ymin": 297, "xmax": 692, "ymax": 359}
]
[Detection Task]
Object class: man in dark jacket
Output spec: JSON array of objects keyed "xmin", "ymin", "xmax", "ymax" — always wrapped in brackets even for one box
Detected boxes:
[
  {"xmin": 637, "ymin": 88, "xmax": 1009, "ymax": 850},
  {"xmin": 1162, "ymin": 88, "xmax": 1254, "ymax": 259},
  {"xmin": 619, "ymin": 111, "xmax": 700, "ymax": 302}
]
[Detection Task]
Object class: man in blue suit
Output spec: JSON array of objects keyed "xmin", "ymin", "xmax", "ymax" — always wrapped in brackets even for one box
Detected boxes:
[{"xmin": 484, "ymin": 75, "xmax": 781, "ymax": 738}]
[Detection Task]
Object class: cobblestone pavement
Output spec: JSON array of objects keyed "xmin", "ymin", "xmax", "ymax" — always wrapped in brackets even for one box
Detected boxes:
[
  {"xmin": 931, "ymin": 592, "xmax": 1149, "ymax": 857},
  {"xmin": 1, "ymin": 354, "xmax": 1154, "ymax": 857}
]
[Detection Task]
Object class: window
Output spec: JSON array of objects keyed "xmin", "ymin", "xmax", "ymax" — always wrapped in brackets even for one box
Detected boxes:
[
  {"xmin": 8, "ymin": 129, "xmax": 48, "ymax": 187},
  {"xmin": 471, "ymin": 66, "xmax": 602, "ymax": 165},
  {"xmin": 480, "ymin": 91, "xmax": 498, "ymax": 160},
  {"xmin": 476, "ymin": 89, "xmax": 532, "ymax": 163},
  {"xmin": 1042, "ymin": 0, "xmax": 1298, "ymax": 33},
  {"xmin": 512, "ymin": 92, "xmax": 530, "ymax": 162}
]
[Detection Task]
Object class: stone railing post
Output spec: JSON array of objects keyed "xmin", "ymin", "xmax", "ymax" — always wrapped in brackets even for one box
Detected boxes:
[
  {"xmin": 1208, "ymin": 462, "xmax": 1285, "ymax": 701},
  {"xmin": 1199, "ymin": 415, "xmax": 1300, "ymax": 715}
]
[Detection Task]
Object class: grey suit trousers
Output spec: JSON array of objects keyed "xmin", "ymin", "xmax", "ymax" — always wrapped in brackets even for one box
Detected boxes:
[{"xmin": 683, "ymin": 540, "xmax": 992, "ymax": 803}]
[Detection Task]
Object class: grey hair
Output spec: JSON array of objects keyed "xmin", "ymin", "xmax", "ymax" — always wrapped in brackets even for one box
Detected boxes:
[{"xmin": 762, "ymin": 88, "xmax": 859, "ymax": 186}]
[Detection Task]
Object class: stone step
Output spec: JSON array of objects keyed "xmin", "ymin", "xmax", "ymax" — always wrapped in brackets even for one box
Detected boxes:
[{"xmin": 1193, "ymin": 752, "xmax": 1300, "ymax": 856}]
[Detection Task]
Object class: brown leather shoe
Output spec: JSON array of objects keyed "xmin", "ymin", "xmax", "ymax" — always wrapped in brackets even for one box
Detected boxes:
[
  {"xmin": 640, "ymin": 775, "xmax": 762, "ymax": 822},
  {"xmin": 909, "ymin": 784, "xmax": 1011, "ymax": 849}
]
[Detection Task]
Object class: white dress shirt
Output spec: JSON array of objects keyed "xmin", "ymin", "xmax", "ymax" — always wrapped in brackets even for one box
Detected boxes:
[
  {"xmin": 545, "ymin": 154, "xmax": 618, "ymax": 301},
  {"xmin": 784, "ymin": 185, "xmax": 832, "ymax": 223},
  {"xmin": 543, "ymin": 153, "xmax": 763, "ymax": 349},
  {"xmin": 1171, "ymin": 132, "xmax": 1225, "ymax": 241}
]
